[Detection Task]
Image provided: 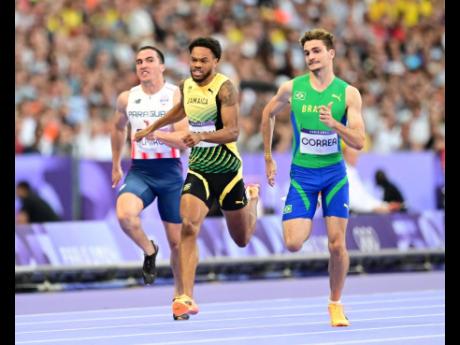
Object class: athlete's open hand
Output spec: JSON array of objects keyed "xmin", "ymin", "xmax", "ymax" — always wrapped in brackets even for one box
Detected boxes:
[
  {"xmin": 112, "ymin": 165, "xmax": 123, "ymax": 188},
  {"xmin": 265, "ymin": 157, "xmax": 277, "ymax": 187},
  {"xmin": 319, "ymin": 102, "xmax": 336, "ymax": 129},
  {"xmin": 182, "ymin": 133, "xmax": 202, "ymax": 148}
]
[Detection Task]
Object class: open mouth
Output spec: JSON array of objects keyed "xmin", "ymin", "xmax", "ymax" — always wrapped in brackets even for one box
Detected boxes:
[{"xmin": 192, "ymin": 70, "xmax": 203, "ymax": 77}]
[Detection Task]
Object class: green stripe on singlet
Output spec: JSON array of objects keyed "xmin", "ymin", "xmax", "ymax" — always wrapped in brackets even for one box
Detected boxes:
[
  {"xmin": 291, "ymin": 179, "xmax": 310, "ymax": 212},
  {"xmin": 325, "ymin": 175, "xmax": 348, "ymax": 206}
]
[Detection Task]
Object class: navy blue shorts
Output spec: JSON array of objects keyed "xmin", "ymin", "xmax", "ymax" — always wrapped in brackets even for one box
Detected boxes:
[
  {"xmin": 282, "ymin": 161, "xmax": 349, "ymax": 220},
  {"xmin": 118, "ymin": 159, "xmax": 183, "ymax": 223}
]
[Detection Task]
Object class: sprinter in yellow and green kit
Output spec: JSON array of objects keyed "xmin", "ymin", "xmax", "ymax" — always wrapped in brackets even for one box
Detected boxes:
[
  {"xmin": 135, "ymin": 37, "xmax": 259, "ymax": 321},
  {"xmin": 261, "ymin": 28, "xmax": 366, "ymax": 327}
]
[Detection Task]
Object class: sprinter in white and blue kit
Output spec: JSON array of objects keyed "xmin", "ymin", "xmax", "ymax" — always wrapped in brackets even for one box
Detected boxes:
[{"xmin": 111, "ymin": 46, "xmax": 188, "ymax": 299}]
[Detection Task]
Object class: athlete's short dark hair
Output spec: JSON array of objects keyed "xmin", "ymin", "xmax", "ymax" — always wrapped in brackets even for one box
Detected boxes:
[
  {"xmin": 299, "ymin": 28, "xmax": 335, "ymax": 50},
  {"xmin": 188, "ymin": 37, "xmax": 222, "ymax": 61},
  {"xmin": 137, "ymin": 46, "xmax": 165, "ymax": 64},
  {"xmin": 17, "ymin": 180, "xmax": 31, "ymax": 192}
]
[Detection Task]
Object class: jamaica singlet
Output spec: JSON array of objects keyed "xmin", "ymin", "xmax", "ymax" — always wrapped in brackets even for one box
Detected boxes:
[
  {"xmin": 290, "ymin": 74, "xmax": 348, "ymax": 168},
  {"xmin": 183, "ymin": 73, "xmax": 242, "ymax": 173}
]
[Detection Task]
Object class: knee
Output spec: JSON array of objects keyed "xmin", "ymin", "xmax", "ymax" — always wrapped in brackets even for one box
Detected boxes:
[
  {"xmin": 284, "ymin": 233, "xmax": 303, "ymax": 252},
  {"xmin": 117, "ymin": 211, "xmax": 136, "ymax": 232},
  {"xmin": 168, "ymin": 238, "xmax": 180, "ymax": 253},
  {"xmin": 233, "ymin": 235, "xmax": 250, "ymax": 248},
  {"xmin": 181, "ymin": 217, "xmax": 200, "ymax": 238},
  {"xmin": 285, "ymin": 240, "xmax": 303, "ymax": 252},
  {"xmin": 328, "ymin": 239, "xmax": 347, "ymax": 256}
]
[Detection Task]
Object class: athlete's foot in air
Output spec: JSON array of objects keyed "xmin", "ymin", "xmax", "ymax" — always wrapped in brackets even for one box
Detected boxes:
[{"xmin": 142, "ymin": 240, "xmax": 159, "ymax": 285}]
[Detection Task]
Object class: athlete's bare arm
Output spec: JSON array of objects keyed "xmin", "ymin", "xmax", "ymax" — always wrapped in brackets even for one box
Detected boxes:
[
  {"xmin": 134, "ymin": 82, "xmax": 187, "ymax": 142},
  {"xmin": 261, "ymin": 80, "xmax": 293, "ymax": 186},
  {"xmin": 318, "ymin": 85, "xmax": 365, "ymax": 150},
  {"xmin": 111, "ymin": 91, "xmax": 130, "ymax": 188},
  {"xmin": 152, "ymin": 87, "xmax": 189, "ymax": 149},
  {"xmin": 182, "ymin": 79, "xmax": 240, "ymax": 147}
]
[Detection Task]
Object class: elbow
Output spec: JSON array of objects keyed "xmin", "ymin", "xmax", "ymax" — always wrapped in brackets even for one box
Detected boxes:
[
  {"xmin": 230, "ymin": 127, "xmax": 239, "ymax": 142},
  {"xmin": 357, "ymin": 134, "xmax": 366, "ymax": 150},
  {"xmin": 354, "ymin": 141, "xmax": 364, "ymax": 151},
  {"xmin": 351, "ymin": 133, "xmax": 366, "ymax": 151}
]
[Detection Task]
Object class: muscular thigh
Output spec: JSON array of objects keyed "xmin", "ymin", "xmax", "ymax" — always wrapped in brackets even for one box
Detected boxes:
[
  {"xmin": 282, "ymin": 166, "xmax": 322, "ymax": 221},
  {"xmin": 283, "ymin": 218, "xmax": 313, "ymax": 243},
  {"xmin": 118, "ymin": 169, "xmax": 156, "ymax": 209},
  {"xmin": 320, "ymin": 162, "xmax": 349, "ymax": 219},
  {"xmin": 155, "ymin": 166, "xmax": 183, "ymax": 224}
]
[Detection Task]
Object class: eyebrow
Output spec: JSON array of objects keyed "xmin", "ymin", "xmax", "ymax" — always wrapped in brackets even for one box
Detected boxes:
[
  {"xmin": 190, "ymin": 56, "xmax": 210, "ymax": 61},
  {"xmin": 136, "ymin": 56, "xmax": 155, "ymax": 63},
  {"xmin": 304, "ymin": 46, "xmax": 322, "ymax": 53}
]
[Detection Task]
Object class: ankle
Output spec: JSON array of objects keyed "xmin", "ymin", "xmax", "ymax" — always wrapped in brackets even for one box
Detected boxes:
[{"xmin": 329, "ymin": 299, "xmax": 342, "ymax": 305}]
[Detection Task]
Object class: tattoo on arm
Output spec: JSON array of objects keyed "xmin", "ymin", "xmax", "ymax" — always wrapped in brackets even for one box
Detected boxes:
[{"xmin": 219, "ymin": 80, "xmax": 238, "ymax": 106}]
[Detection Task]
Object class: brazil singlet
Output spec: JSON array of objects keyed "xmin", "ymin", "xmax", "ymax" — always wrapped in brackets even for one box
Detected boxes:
[{"xmin": 290, "ymin": 74, "xmax": 348, "ymax": 168}]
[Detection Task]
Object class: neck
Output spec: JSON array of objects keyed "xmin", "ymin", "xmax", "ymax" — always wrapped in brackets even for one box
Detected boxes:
[
  {"xmin": 141, "ymin": 77, "xmax": 164, "ymax": 95},
  {"xmin": 310, "ymin": 66, "xmax": 334, "ymax": 91}
]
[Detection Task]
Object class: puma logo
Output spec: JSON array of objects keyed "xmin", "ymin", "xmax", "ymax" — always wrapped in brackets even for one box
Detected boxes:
[{"xmin": 332, "ymin": 94, "xmax": 341, "ymax": 102}]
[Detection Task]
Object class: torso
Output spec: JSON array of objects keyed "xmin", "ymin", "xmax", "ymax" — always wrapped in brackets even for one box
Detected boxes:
[
  {"xmin": 290, "ymin": 74, "xmax": 348, "ymax": 168},
  {"xmin": 183, "ymin": 73, "xmax": 242, "ymax": 173},
  {"xmin": 126, "ymin": 83, "xmax": 180, "ymax": 159}
]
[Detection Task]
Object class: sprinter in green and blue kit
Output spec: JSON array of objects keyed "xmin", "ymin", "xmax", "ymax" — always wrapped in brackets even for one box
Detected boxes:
[{"xmin": 262, "ymin": 29, "xmax": 366, "ymax": 327}]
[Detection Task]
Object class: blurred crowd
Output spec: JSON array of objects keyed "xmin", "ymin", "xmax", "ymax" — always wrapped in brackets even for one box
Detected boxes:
[{"xmin": 15, "ymin": 0, "xmax": 445, "ymax": 169}]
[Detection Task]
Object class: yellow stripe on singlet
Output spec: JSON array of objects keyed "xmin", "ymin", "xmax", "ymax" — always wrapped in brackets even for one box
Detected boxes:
[
  {"xmin": 188, "ymin": 170, "xmax": 210, "ymax": 200},
  {"xmin": 218, "ymin": 167, "xmax": 243, "ymax": 206}
]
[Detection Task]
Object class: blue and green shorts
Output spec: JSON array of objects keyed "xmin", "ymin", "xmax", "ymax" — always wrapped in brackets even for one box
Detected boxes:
[{"xmin": 282, "ymin": 161, "xmax": 349, "ymax": 220}]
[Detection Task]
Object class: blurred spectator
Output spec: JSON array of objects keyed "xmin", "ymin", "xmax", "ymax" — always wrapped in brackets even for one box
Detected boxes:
[
  {"xmin": 15, "ymin": 0, "xmax": 444, "ymax": 158},
  {"xmin": 16, "ymin": 181, "xmax": 61, "ymax": 224},
  {"xmin": 343, "ymin": 145, "xmax": 400, "ymax": 214},
  {"xmin": 374, "ymin": 169, "xmax": 407, "ymax": 212}
]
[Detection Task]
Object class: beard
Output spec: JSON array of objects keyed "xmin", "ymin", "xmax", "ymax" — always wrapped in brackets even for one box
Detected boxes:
[{"xmin": 190, "ymin": 68, "xmax": 212, "ymax": 83}]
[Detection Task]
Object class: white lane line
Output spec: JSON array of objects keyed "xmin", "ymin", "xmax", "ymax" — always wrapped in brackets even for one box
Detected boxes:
[
  {"xmin": 293, "ymin": 334, "xmax": 444, "ymax": 345},
  {"xmin": 15, "ymin": 296, "xmax": 444, "ymax": 326},
  {"xmin": 15, "ymin": 289, "xmax": 444, "ymax": 318},
  {"xmin": 136, "ymin": 323, "xmax": 445, "ymax": 345},
  {"xmin": 15, "ymin": 311, "xmax": 444, "ymax": 335},
  {"xmin": 16, "ymin": 322, "xmax": 444, "ymax": 344}
]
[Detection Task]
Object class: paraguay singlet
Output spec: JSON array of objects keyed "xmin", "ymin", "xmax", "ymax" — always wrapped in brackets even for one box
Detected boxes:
[
  {"xmin": 291, "ymin": 74, "xmax": 348, "ymax": 168},
  {"xmin": 183, "ymin": 73, "xmax": 242, "ymax": 173},
  {"xmin": 127, "ymin": 83, "xmax": 180, "ymax": 159}
]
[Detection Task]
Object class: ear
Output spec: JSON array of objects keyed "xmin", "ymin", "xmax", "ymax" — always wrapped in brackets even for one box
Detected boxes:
[
  {"xmin": 159, "ymin": 64, "xmax": 166, "ymax": 73},
  {"xmin": 329, "ymin": 49, "xmax": 335, "ymax": 59}
]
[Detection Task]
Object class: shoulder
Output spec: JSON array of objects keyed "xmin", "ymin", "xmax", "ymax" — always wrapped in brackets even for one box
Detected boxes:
[
  {"xmin": 345, "ymin": 85, "xmax": 362, "ymax": 103},
  {"xmin": 276, "ymin": 79, "xmax": 294, "ymax": 98},
  {"xmin": 218, "ymin": 79, "xmax": 238, "ymax": 105},
  {"xmin": 280, "ymin": 79, "xmax": 294, "ymax": 91},
  {"xmin": 164, "ymin": 82, "xmax": 179, "ymax": 92},
  {"xmin": 117, "ymin": 90, "xmax": 130, "ymax": 107}
]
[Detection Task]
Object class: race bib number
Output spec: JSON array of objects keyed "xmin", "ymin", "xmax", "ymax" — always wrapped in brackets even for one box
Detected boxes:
[
  {"xmin": 190, "ymin": 120, "xmax": 218, "ymax": 148},
  {"xmin": 300, "ymin": 129, "xmax": 339, "ymax": 155}
]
